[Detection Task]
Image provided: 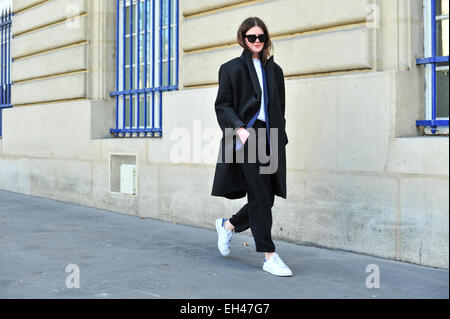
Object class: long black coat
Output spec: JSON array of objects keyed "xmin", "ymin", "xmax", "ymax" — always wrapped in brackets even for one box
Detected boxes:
[{"xmin": 211, "ymin": 48, "xmax": 288, "ymax": 200}]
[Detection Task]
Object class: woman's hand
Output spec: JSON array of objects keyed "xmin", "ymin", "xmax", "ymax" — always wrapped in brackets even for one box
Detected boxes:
[{"xmin": 236, "ymin": 127, "xmax": 250, "ymax": 145}]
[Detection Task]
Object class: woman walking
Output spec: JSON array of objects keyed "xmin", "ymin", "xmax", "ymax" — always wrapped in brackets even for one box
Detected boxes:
[{"xmin": 211, "ymin": 17, "xmax": 292, "ymax": 277}]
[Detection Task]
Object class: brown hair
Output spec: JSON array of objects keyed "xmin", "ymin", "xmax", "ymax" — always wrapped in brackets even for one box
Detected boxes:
[{"xmin": 237, "ymin": 17, "xmax": 273, "ymax": 66}]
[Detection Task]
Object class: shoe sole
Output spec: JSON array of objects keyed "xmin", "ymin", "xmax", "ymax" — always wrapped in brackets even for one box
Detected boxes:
[{"xmin": 262, "ymin": 265, "xmax": 293, "ymax": 277}]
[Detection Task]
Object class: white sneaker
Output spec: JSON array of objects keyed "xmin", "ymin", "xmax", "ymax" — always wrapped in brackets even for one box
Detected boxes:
[
  {"xmin": 262, "ymin": 253, "xmax": 293, "ymax": 277},
  {"xmin": 215, "ymin": 218, "xmax": 233, "ymax": 256}
]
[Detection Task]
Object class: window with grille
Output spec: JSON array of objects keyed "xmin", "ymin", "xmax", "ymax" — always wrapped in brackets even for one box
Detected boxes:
[
  {"xmin": 417, "ymin": 0, "xmax": 449, "ymax": 134},
  {"xmin": 0, "ymin": 2, "xmax": 12, "ymax": 137},
  {"xmin": 110, "ymin": 0, "xmax": 179, "ymax": 137}
]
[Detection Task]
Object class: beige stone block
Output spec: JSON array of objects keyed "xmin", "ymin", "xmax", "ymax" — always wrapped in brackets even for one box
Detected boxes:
[
  {"xmin": 183, "ymin": 26, "xmax": 372, "ymax": 86},
  {"xmin": 29, "ymin": 158, "xmax": 92, "ymax": 202},
  {"xmin": 136, "ymin": 163, "xmax": 160, "ymax": 219},
  {"xmin": 182, "ymin": 0, "xmax": 370, "ymax": 51},
  {"xmin": 399, "ymin": 177, "xmax": 449, "ymax": 268},
  {"xmin": 11, "ymin": 72, "xmax": 87, "ymax": 105},
  {"xmin": 285, "ymin": 71, "xmax": 393, "ymax": 172},
  {"xmin": 91, "ymin": 160, "xmax": 109, "ymax": 196},
  {"xmin": 13, "ymin": 0, "xmax": 87, "ymax": 36},
  {"xmin": 182, "ymin": 46, "xmax": 239, "ymax": 87},
  {"xmin": 394, "ymin": 71, "xmax": 425, "ymax": 137},
  {"xmin": 182, "ymin": 0, "xmax": 247, "ymax": 16},
  {"xmin": 12, "ymin": 44, "xmax": 87, "ymax": 82},
  {"xmin": 284, "ymin": 76, "xmax": 339, "ymax": 170},
  {"xmin": 3, "ymin": 106, "xmax": 51, "ymax": 157},
  {"xmin": 387, "ymin": 137, "xmax": 449, "ymax": 176},
  {"xmin": 13, "ymin": 0, "xmax": 44, "ymax": 13},
  {"xmin": 335, "ymin": 71, "xmax": 392, "ymax": 172},
  {"xmin": 89, "ymin": 99, "xmax": 115, "ymax": 140},
  {"xmin": 12, "ymin": 14, "xmax": 87, "ymax": 59},
  {"xmin": 2, "ymin": 100, "xmax": 101, "ymax": 160},
  {"xmin": 274, "ymin": 170, "xmax": 398, "ymax": 259},
  {"xmin": 157, "ymin": 164, "xmax": 241, "ymax": 225},
  {"xmin": 0, "ymin": 157, "xmax": 31, "ymax": 194},
  {"xmin": 276, "ymin": 26, "xmax": 373, "ymax": 76}
]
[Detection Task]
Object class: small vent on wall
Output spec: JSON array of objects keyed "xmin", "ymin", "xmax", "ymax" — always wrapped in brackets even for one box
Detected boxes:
[
  {"xmin": 120, "ymin": 164, "xmax": 136, "ymax": 195},
  {"xmin": 109, "ymin": 154, "xmax": 137, "ymax": 195}
]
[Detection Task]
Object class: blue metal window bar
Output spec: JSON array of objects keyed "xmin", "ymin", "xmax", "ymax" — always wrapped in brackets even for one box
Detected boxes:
[
  {"xmin": 416, "ymin": 0, "xmax": 449, "ymax": 134},
  {"xmin": 0, "ymin": 6, "xmax": 13, "ymax": 137},
  {"xmin": 110, "ymin": 0, "xmax": 179, "ymax": 137}
]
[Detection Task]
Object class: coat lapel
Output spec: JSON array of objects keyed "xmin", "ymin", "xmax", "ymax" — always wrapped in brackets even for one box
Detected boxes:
[
  {"xmin": 264, "ymin": 55, "xmax": 276, "ymax": 116},
  {"xmin": 241, "ymin": 49, "xmax": 262, "ymax": 103},
  {"xmin": 240, "ymin": 48, "xmax": 275, "ymax": 106}
]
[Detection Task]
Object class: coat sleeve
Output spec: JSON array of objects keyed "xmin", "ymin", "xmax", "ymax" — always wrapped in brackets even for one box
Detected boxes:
[
  {"xmin": 214, "ymin": 64, "xmax": 245, "ymax": 132},
  {"xmin": 278, "ymin": 66, "xmax": 288, "ymax": 145},
  {"xmin": 279, "ymin": 67, "xmax": 286, "ymax": 118}
]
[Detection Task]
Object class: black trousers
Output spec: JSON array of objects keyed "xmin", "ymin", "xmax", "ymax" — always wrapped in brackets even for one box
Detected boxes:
[{"xmin": 229, "ymin": 119, "xmax": 276, "ymax": 253}]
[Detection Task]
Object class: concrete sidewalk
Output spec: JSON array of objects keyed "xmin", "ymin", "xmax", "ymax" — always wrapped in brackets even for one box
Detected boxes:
[{"xmin": 0, "ymin": 189, "xmax": 448, "ymax": 299}]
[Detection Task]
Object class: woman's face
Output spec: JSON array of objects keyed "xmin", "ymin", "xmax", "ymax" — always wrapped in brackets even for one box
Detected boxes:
[{"xmin": 244, "ymin": 26, "xmax": 265, "ymax": 57}]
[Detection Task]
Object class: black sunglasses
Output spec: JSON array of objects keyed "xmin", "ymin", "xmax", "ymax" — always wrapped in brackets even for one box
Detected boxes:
[{"xmin": 244, "ymin": 34, "xmax": 267, "ymax": 43}]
